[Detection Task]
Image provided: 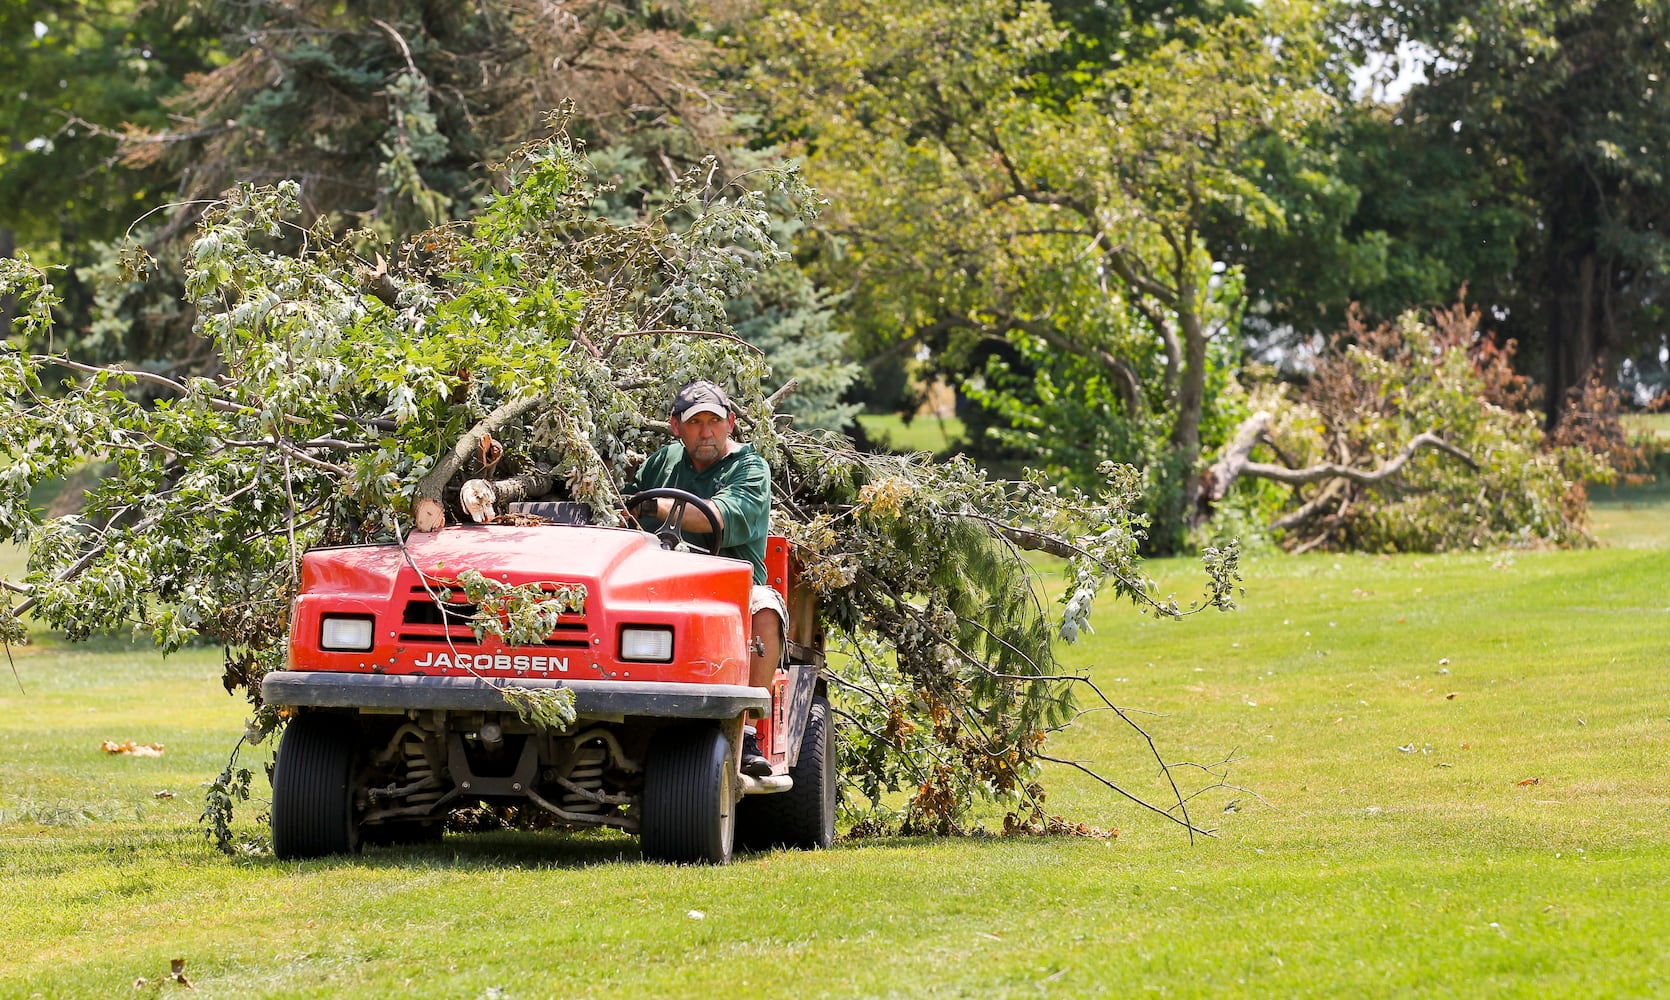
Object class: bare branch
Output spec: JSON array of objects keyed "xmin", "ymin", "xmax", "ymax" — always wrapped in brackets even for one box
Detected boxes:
[
  {"xmin": 1199, "ymin": 411, "xmax": 1274, "ymax": 505},
  {"xmin": 1103, "ymin": 247, "xmax": 1179, "ymax": 307},
  {"xmin": 1249, "ymin": 433, "xmax": 1474, "ymax": 488},
  {"xmin": 765, "ymin": 378, "xmax": 799, "ymax": 410},
  {"xmin": 1036, "ymin": 753, "xmax": 1215, "ymax": 839},
  {"xmin": 1204, "ymin": 412, "xmax": 1479, "ymax": 509},
  {"xmin": 605, "ymin": 327, "xmax": 765, "ymax": 356}
]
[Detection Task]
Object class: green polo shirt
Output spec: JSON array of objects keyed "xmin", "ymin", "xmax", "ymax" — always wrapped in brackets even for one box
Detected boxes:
[{"xmin": 627, "ymin": 442, "xmax": 771, "ymax": 584}]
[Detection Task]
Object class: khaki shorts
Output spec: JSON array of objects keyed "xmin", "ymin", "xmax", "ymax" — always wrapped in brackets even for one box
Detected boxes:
[{"xmin": 750, "ymin": 584, "xmax": 788, "ymax": 641}]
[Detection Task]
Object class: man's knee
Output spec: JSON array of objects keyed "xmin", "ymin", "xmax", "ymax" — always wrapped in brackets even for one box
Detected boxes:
[
  {"xmin": 752, "ymin": 606, "xmax": 783, "ymax": 632},
  {"xmin": 751, "ymin": 608, "xmax": 783, "ymax": 654},
  {"xmin": 749, "ymin": 585, "xmax": 788, "ymax": 645}
]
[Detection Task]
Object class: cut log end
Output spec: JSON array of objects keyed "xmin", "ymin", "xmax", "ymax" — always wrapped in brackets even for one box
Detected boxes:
[
  {"xmin": 460, "ymin": 479, "xmax": 497, "ymax": 523},
  {"xmin": 412, "ymin": 497, "xmax": 447, "ymax": 533}
]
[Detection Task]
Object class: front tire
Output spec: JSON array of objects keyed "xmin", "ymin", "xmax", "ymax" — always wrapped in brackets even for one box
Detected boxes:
[
  {"xmin": 640, "ymin": 725, "xmax": 737, "ymax": 864},
  {"xmin": 271, "ymin": 712, "xmax": 361, "ymax": 859}
]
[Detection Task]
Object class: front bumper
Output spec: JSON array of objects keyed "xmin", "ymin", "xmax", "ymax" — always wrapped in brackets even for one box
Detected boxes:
[{"xmin": 262, "ymin": 671, "xmax": 771, "ymax": 719}]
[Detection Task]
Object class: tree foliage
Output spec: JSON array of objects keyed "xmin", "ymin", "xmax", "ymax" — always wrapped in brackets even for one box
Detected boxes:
[
  {"xmin": 0, "ymin": 2, "xmax": 212, "ymax": 346},
  {"xmin": 124, "ymin": 0, "xmax": 733, "ymax": 238},
  {"xmin": 743, "ymin": 0, "xmax": 1334, "ymax": 544},
  {"xmin": 1343, "ymin": 0, "xmax": 1670, "ymax": 419},
  {"xmin": 1, "ymin": 132, "xmax": 1241, "ymax": 841},
  {"xmin": 9, "ymin": 1, "xmax": 859, "ymax": 428}
]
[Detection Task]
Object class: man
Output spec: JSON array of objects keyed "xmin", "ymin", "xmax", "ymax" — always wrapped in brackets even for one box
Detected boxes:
[{"xmin": 626, "ymin": 379, "xmax": 784, "ymax": 777}]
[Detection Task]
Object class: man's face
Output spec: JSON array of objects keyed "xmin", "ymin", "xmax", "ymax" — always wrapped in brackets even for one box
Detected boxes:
[{"xmin": 671, "ymin": 410, "xmax": 733, "ymax": 470}]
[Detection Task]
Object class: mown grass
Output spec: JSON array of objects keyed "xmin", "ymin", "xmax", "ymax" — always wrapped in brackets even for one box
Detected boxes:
[
  {"xmin": 855, "ymin": 412, "xmax": 966, "ymax": 455},
  {"xmin": 3, "ymin": 490, "xmax": 1669, "ymax": 997},
  {"xmin": 1621, "ymin": 411, "xmax": 1670, "ymax": 441}
]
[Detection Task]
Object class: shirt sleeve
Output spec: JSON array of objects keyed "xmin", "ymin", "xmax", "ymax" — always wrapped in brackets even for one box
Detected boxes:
[{"xmin": 710, "ymin": 451, "xmax": 771, "ymax": 549}]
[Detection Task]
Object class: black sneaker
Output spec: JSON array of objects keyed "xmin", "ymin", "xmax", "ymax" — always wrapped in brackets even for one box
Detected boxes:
[{"xmin": 740, "ymin": 732, "xmax": 772, "ymax": 777}]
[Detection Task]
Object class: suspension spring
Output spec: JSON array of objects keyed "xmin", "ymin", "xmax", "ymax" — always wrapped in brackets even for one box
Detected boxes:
[
  {"xmin": 402, "ymin": 732, "xmax": 444, "ymax": 805},
  {"xmin": 559, "ymin": 742, "xmax": 608, "ymax": 814}
]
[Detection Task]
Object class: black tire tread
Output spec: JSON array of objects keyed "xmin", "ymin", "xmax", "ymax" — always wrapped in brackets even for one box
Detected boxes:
[
  {"xmin": 738, "ymin": 695, "xmax": 836, "ymax": 851},
  {"xmin": 640, "ymin": 725, "xmax": 735, "ymax": 864},
  {"xmin": 271, "ymin": 712, "xmax": 360, "ymax": 859}
]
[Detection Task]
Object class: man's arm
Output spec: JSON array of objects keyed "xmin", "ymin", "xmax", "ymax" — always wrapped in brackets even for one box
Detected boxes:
[
  {"xmin": 625, "ymin": 447, "xmax": 713, "ymax": 530},
  {"xmin": 705, "ymin": 452, "xmax": 771, "ymax": 550},
  {"xmin": 652, "ymin": 497, "xmax": 723, "ymax": 535}
]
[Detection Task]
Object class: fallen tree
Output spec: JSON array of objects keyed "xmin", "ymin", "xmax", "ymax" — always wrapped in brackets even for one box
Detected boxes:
[
  {"xmin": 0, "ymin": 130, "xmax": 1242, "ymax": 846},
  {"xmin": 1198, "ymin": 302, "xmax": 1613, "ymax": 553}
]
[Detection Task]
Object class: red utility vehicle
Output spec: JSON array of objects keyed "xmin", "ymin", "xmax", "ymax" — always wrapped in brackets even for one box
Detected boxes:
[{"xmin": 262, "ymin": 490, "xmax": 833, "ymax": 864}]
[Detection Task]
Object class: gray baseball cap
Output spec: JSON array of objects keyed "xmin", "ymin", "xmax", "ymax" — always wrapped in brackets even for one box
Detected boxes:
[{"xmin": 672, "ymin": 380, "xmax": 733, "ymax": 421}]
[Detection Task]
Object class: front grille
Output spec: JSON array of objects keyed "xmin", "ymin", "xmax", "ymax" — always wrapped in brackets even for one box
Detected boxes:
[{"xmin": 400, "ymin": 584, "xmax": 590, "ymax": 647}]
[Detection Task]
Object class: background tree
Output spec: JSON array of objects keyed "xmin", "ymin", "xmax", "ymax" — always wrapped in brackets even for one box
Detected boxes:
[
  {"xmin": 51, "ymin": 0, "xmax": 729, "ymax": 372},
  {"xmin": 745, "ymin": 0, "xmax": 1333, "ymax": 546},
  {"xmin": 0, "ymin": 1, "xmax": 209, "ymax": 341},
  {"xmin": 1344, "ymin": 0, "xmax": 1670, "ymax": 422},
  {"xmin": 1223, "ymin": 102, "xmax": 1528, "ymax": 355},
  {"xmin": 4, "ymin": 0, "xmax": 859, "ymax": 425},
  {"xmin": 6, "ymin": 0, "xmax": 1641, "ymax": 561}
]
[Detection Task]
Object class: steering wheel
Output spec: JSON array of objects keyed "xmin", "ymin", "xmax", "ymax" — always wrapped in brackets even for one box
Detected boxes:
[{"xmin": 623, "ymin": 489, "xmax": 723, "ymax": 555}]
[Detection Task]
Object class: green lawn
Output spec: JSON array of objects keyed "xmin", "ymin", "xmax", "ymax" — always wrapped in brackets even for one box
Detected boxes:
[
  {"xmin": 1621, "ymin": 411, "xmax": 1670, "ymax": 441},
  {"xmin": 3, "ymin": 490, "xmax": 1669, "ymax": 997},
  {"xmin": 855, "ymin": 412, "xmax": 966, "ymax": 455}
]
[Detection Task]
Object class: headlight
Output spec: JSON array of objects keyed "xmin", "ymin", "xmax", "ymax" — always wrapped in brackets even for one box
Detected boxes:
[
  {"xmin": 320, "ymin": 615, "xmax": 375, "ymax": 652},
  {"xmin": 619, "ymin": 626, "xmax": 674, "ymax": 663}
]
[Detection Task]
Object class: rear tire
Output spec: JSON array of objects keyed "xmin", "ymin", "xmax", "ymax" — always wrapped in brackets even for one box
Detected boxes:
[
  {"xmin": 640, "ymin": 725, "xmax": 736, "ymax": 864},
  {"xmin": 738, "ymin": 694, "xmax": 837, "ymax": 851},
  {"xmin": 271, "ymin": 712, "xmax": 361, "ymax": 859}
]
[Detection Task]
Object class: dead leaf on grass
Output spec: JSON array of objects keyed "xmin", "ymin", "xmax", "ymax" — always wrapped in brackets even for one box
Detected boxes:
[
  {"xmin": 1445, "ymin": 692, "xmax": 1458, "ymax": 700},
  {"xmin": 101, "ymin": 740, "xmax": 165, "ymax": 757},
  {"xmin": 1517, "ymin": 777, "xmax": 1542, "ymax": 786}
]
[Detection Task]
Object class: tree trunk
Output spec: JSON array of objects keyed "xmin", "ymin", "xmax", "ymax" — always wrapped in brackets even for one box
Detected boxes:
[
  {"xmin": 1170, "ymin": 278, "xmax": 1207, "ymax": 510},
  {"xmin": 0, "ymin": 227, "xmax": 15, "ymax": 341},
  {"xmin": 1542, "ymin": 178, "xmax": 1616, "ymax": 427}
]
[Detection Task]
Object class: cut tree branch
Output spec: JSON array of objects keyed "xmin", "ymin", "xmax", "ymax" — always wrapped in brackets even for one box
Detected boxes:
[
  {"xmin": 459, "ymin": 468, "xmax": 558, "ymax": 522},
  {"xmin": 412, "ymin": 394, "xmax": 547, "ymax": 531},
  {"xmin": 604, "ymin": 327, "xmax": 764, "ymax": 357}
]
